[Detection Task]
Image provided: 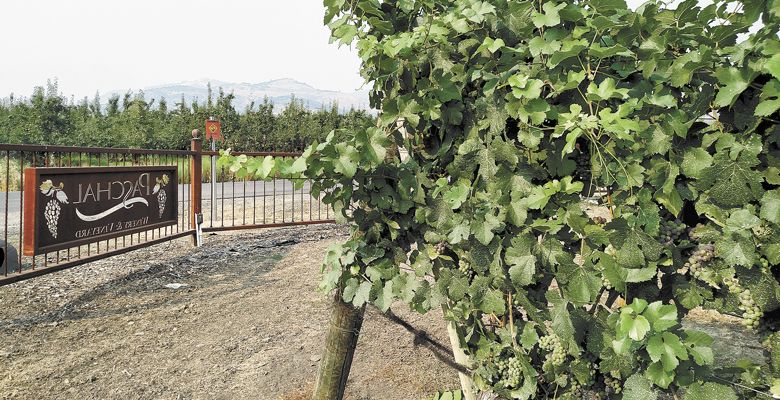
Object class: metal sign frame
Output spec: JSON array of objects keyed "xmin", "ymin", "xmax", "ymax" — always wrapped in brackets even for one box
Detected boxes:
[{"xmin": 23, "ymin": 166, "xmax": 178, "ymax": 256}]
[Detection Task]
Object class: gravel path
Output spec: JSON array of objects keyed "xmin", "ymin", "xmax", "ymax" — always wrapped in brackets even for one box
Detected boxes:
[{"xmin": 0, "ymin": 224, "xmax": 460, "ymax": 400}]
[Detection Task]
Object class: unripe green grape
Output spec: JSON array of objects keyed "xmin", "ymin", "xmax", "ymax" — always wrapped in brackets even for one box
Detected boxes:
[
  {"xmin": 605, "ymin": 376, "xmax": 622, "ymax": 394},
  {"xmin": 601, "ymin": 275, "xmax": 613, "ymax": 290},
  {"xmin": 686, "ymin": 243, "xmax": 715, "ymax": 279},
  {"xmin": 659, "ymin": 216, "xmax": 686, "ymax": 245},
  {"xmin": 494, "ymin": 354, "xmax": 523, "ymax": 389}
]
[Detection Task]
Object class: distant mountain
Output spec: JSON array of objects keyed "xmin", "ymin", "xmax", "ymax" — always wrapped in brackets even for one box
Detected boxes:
[{"xmin": 111, "ymin": 78, "xmax": 371, "ymax": 113}]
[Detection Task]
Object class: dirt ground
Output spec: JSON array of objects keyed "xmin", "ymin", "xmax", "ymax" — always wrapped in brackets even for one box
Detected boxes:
[
  {"xmin": 0, "ymin": 223, "xmax": 768, "ymax": 400},
  {"xmin": 0, "ymin": 224, "xmax": 460, "ymax": 400}
]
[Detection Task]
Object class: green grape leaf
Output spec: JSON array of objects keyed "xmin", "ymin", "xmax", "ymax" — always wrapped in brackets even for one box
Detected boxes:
[
  {"xmin": 617, "ymin": 311, "xmax": 651, "ymax": 342},
  {"xmin": 449, "ymin": 275, "xmax": 470, "ymax": 301},
  {"xmin": 374, "ymin": 281, "xmax": 395, "ymax": 312},
  {"xmin": 673, "ymin": 277, "xmax": 713, "ymax": 310},
  {"xmin": 480, "ymin": 289, "xmax": 506, "ymax": 315},
  {"xmin": 448, "ymin": 223, "xmax": 470, "ymax": 244},
  {"xmin": 645, "ymin": 361, "xmax": 675, "ymax": 389},
  {"xmin": 760, "ymin": 190, "xmax": 780, "ymax": 225},
  {"xmin": 699, "ymin": 155, "xmax": 762, "ymax": 207},
  {"xmin": 683, "ymin": 382, "xmax": 737, "ymax": 400},
  {"xmin": 547, "ymin": 291, "xmax": 578, "ymax": 352},
  {"xmin": 716, "ymin": 235, "xmax": 756, "ymax": 267},
  {"xmin": 643, "ymin": 302, "xmax": 678, "ymax": 332},
  {"xmin": 767, "ymin": 54, "xmax": 780, "ymax": 81},
  {"xmin": 726, "ymin": 209, "xmax": 761, "ymax": 231},
  {"xmin": 443, "ymin": 183, "xmax": 470, "ymax": 209},
  {"xmin": 713, "ymin": 67, "xmax": 751, "ymax": 107},
  {"xmin": 510, "ymin": 77, "xmax": 544, "ymax": 100},
  {"xmin": 623, "ymin": 373, "xmax": 658, "ymax": 400},
  {"xmin": 333, "ymin": 144, "xmax": 360, "ymax": 178},
  {"xmin": 258, "ymin": 155, "xmax": 276, "ymax": 179},
  {"xmin": 681, "ymin": 148, "xmax": 713, "ymax": 179},
  {"xmin": 472, "ymin": 212, "xmax": 500, "ymax": 245},
  {"xmin": 520, "ymin": 322, "xmax": 539, "ymax": 349},
  {"xmin": 356, "ymin": 127, "xmax": 388, "ymax": 165},
  {"xmin": 508, "ymin": 255, "xmax": 536, "ymax": 287},
  {"xmin": 531, "ymin": 2, "xmax": 565, "ymax": 28},
  {"xmin": 352, "ymin": 280, "xmax": 373, "ymax": 307},
  {"xmin": 646, "ymin": 332, "xmax": 688, "ymax": 371}
]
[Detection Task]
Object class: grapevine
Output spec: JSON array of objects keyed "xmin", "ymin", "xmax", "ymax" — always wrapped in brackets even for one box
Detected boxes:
[{"xmin": 222, "ymin": 0, "xmax": 780, "ymax": 398}]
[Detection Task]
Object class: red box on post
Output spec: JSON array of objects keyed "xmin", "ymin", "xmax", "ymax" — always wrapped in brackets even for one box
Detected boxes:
[{"xmin": 205, "ymin": 120, "xmax": 221, "ymax": 141}]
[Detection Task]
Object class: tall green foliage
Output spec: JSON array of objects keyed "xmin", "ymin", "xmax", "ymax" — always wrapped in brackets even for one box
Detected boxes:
[
  {"xmin": 226, "ymin": 0, "xmax": 780, "ymax": 398},
  {"xmin": 0, "ymin": 81, "xmax": 374, "ymax": 152}
]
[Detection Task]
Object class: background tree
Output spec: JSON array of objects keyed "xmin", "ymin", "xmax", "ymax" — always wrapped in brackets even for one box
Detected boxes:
[{"xmin": 0, "ymin": 83, "xmax": 375, "ymax": 151}]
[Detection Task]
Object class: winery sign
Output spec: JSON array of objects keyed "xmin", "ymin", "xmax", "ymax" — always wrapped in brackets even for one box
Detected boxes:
[{"xmin": 23, "ymin": 166, "xmax": 178, "ymax": 255}]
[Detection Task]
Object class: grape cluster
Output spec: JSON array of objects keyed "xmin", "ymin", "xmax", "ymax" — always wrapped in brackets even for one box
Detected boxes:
[
  {"xmin": 457, "ymin": 260, "xmax": 474, "ymax": 279},
  {"xmin": 601, "ymin": 275, "xmax": 613, "ymax": 290},
  {"xmin": 659, "ymin": 217, "xmax": 686, "ymax": 245},
  {"xmin": 688, "ymin": 223, "xmax": 706, "ymax": 242},
  {"xmin": 739, "ymin": 292, "xmax": 762, "ymax": 329},
  {"xmin": 539, "ymin": 334, "xmax": 566, "ymax": 367},
  {"xmin": 753, "ymin": 224, "xmax": 774, "ymax": 240},
  {"xmin": 555, "ymin": 372, "xmax": 585, "ymax": 396},
  {"xmin": 684, "ymin": 244, "xmax": 715, "ymax": 278},
  {"xmin": 44, "ymin": 199, "xmax": 61, "ymax": 238},
  {"xmin": 495, "ymin": 356, "xmax": 522, "ymax": 389},
  {"xmin": 579, "ymin": 360, "xmax": 596, "ymax": 388},
  {"xmin": 724, "ymin": 276, "xmax": 763, "ymax": 329},
  {"xmin": 434, "ymin": 242, "xmax": 446, "ymax": 255},
  {"xmin": 157, "ymin": 188, "xmax": 167, "ymax": 218},
  {"xmin": 569, "ymin": 379, "xmax": 581, "ymax": 394},
  {"xmin": 604, "ymin": 376, "xmax": 622, "ymax": 394},
  {"xmin": 573, "ymin": 145, "xmax": 591, "ymax": 183}
]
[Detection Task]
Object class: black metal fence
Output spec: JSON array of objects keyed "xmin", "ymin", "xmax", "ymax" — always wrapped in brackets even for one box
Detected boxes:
[{"xmin": 0, "ymin": 138, "xmax": 333, "ymax": 286}]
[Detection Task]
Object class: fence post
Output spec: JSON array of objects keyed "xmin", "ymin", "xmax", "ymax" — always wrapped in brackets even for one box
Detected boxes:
[{"xmin": 190, "ymin": 130, "xmax": 203, "ymax": 245}]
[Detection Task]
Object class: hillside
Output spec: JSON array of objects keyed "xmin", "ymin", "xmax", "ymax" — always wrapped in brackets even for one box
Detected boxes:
[{"xmin": 117, "ymin": 78, "xmax": 371, "ymax": 113}]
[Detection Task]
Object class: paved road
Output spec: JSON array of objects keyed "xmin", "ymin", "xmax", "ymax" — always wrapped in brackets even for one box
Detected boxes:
[{"xmin": 0, "ymin": 179, "xmax": 313, "ymax": 230}]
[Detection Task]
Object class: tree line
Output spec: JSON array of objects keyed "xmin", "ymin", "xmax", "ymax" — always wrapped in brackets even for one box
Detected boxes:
[{"xmin": 0, "ymin": 80, "xmax": 375, "ymax": 152}]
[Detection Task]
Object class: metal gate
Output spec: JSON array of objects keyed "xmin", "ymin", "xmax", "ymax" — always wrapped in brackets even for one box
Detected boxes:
[{"xmin": 0, "ymin": 134, "xmax": 333, "ymax": 286}]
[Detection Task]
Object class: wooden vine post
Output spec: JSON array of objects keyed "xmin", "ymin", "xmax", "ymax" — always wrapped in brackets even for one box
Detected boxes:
[{"xmin": 312, "ymin": 293, "xmax": 366, "ymax": 400}]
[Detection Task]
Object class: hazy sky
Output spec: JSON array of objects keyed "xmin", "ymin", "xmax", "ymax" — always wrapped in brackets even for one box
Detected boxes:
[
  {"xmin": 2, "ymin": 0, "xmax": 366, "ymax": 98},
  {"xmin": 0, "ymin": 0, "xmax": 723, "ymax": 99}
]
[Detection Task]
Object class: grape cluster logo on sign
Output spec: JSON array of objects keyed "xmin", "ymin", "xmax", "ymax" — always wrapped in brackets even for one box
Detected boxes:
[{"xmin": 23, "ymin": 166, "xmax": 178, "ymax": 255}]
